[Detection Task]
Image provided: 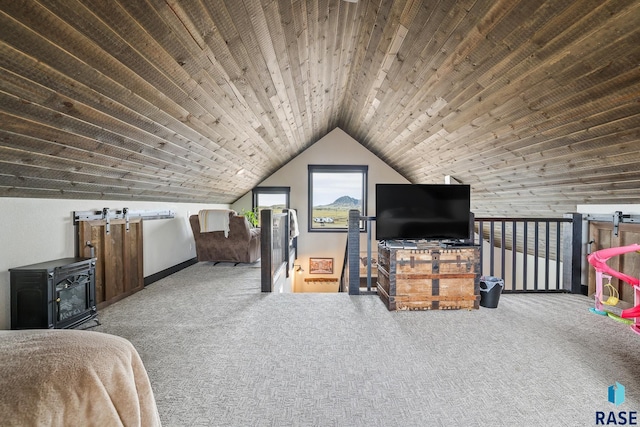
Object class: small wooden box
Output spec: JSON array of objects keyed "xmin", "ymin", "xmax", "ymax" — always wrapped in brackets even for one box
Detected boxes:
[{"xmin": 377, "ymin": 243, "xmax": 480, "ymax": 311}]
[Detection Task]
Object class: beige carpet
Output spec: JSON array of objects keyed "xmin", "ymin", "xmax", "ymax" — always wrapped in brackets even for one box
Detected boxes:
[{"xmin": 93, "ymin": 262, "xmax": 640, "ymax": 426}]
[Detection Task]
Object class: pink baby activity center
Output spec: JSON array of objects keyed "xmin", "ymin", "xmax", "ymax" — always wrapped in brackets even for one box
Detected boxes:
[{"xmin": 587, "ymin": 244, "xmax": 640, "ymax": 335}]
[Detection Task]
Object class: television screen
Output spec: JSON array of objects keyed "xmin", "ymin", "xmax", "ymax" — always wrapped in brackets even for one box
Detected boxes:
[{"xmin": 375, "ymin": 184, "xmax": 471, "ymax": 241}]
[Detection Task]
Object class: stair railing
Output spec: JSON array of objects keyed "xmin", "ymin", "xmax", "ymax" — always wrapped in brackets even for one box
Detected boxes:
[{"xmin": 345, "ymin": 210, "xmax": 583, "ymax": 295}]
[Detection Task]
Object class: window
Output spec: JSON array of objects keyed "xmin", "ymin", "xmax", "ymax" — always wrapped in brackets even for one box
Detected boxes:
[
  {"xmin": 308, "ymin": 165, "xmax": 367, "ymax": 232},
  {"xmin": 252, "ymin": 187, "xmax": 290, "ymax": 227}
]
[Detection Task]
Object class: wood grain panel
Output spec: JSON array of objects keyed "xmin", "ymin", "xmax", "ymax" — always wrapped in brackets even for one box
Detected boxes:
[
  {"xmin": 77, "ymin": 218, "xmax": 143, "ymax": 309},
  {"xmin": 0, "ymin": 0, "xmax": 638, "ymax": 216}
]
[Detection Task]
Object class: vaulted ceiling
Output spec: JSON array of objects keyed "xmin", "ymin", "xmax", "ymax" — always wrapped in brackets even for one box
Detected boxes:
[{"xmin": 1, "ymin": 0, "xmax": 639, "ymax": 216}]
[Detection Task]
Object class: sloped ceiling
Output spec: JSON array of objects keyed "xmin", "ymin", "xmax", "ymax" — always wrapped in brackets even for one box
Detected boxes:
[{"xmin": 0, "ymin": 0, "xmax": 639, "ymax": 216}]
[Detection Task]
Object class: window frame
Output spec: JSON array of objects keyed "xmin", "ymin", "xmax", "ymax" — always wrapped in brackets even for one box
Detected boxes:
[
  {"xmin": 252, "ymin": 186, "xmax": 290, "ymax": 226},
  {"xmin": 307, "ymin": 165, "xmax": 368, "ymax": 233}
]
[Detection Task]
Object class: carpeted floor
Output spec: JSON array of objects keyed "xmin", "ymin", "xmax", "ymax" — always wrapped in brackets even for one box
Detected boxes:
[{"xmin": 93, "ymin": 262, "xmax": 640, "ymax": 426}]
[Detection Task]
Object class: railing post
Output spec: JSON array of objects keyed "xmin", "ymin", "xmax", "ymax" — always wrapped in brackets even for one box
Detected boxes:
[
  {"xmin": 366, "ymin": 218, "xmax": 372, "ymax": 292},
  {"xmin": 348, "ymin": 209, "xmax": 360, "ymax": 295},
  {"xmin": 562, "ymin": 213, "xmax": 583, "ymax": 294},
  {"xmin": 261, "ymin": 209, "xmax": 273, "ymax": 292},
  {"xmin": 284, "ymin": 210, "xmax": 291, "ymax": 278}
]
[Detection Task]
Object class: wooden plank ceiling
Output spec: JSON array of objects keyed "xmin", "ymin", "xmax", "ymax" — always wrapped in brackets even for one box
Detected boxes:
[{"xmin": 0, "ymin": 0, "xmax": 639, "ymax": 216}]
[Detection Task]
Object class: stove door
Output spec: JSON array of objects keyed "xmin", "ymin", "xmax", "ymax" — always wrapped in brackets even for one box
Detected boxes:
[{"xmin": 53, "ymin": 260, "xmax": 96, "ymax": 328}]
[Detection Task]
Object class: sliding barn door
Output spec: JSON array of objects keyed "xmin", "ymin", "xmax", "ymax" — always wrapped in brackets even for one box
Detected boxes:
[
  {"xmin": 77, "ymin": 218, "xmax": 144, "ymax": 309},
  {"xmin": 588, "ymin": 221, "xmax": 640, "ymax": 304}
]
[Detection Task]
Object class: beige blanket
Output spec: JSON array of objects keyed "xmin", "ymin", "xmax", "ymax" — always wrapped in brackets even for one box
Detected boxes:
[
  {"xmin": 198, "ymin": 209, "xmax": 232, "ymax": 237},
  {"xmin": 0, "ymin": 329, "xmax": 161, "ymax": 427}
]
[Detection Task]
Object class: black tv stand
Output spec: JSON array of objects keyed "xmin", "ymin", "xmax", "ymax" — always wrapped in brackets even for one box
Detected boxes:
[
  {"xmin": 439, "ymin": 240, "xmax": 474, "ymax": 248},
  {"xmin": 383, "ymin": 240, "xmax": 417, "ymax": 249}
]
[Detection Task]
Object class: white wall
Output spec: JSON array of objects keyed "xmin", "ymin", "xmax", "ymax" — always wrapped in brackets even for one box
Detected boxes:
[
  {"xmin": 233, "ymin": 127, "xmax": 409, "ymax": 285},
  {"xmin": 0, "ymin": 197, "xmax": 228, "ymax": 329},
  {"xmin": 576, "ymin": 204, "xmax": 640, "ymax": 215}
]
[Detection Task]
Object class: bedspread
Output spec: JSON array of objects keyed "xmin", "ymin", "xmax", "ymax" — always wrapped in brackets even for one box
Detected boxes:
[{"xmin": 0, "ymin": 329, "xmax": 161, "ymax": 427}]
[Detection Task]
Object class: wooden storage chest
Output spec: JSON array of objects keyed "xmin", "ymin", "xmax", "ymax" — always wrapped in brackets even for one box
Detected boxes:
[{"xmin": 377, "ymin": 243, "xmax": 480, "ymax": 310}]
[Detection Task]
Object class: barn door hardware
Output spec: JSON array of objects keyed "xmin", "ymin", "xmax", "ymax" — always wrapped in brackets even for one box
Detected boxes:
[
  {"xmin": 103, "ymin": 207, "xmax": 111, "ymax": 234},
  {"xmin": 85, "ymin": 241, "xmax": 95, "ymax": 258},
  {"xmin": 73, "ymin": 208, "xmax": 175, "ymax": 234},
  {"xmin": 585, "ymin": 211, "xmax": 640, "ymax": 236},
  {"xmin": 123, "ymin": 207, "xmax": 129, "ymax": 231}
]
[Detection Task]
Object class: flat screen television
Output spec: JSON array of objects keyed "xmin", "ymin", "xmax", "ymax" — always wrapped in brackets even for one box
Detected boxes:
[{"xmin": 375, "ymin": 184, "xmax": 471, "ymax": 241}]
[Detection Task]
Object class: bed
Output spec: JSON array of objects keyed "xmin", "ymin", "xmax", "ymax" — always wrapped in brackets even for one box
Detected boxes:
[{"xmin": 0, "ymin": 329, "xmax": 161, "ymax": 426}]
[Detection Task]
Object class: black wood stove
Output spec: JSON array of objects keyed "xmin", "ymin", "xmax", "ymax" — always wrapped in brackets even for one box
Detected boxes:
[{"xmin": 10, "ymin": 257, "xmax": 97, "ymax": 329}]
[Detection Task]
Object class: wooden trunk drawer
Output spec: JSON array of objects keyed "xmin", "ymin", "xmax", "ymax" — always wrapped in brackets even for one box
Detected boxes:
[{"xmin": 377, "ymin": 244, "xmax": 480, "ymax": 311}]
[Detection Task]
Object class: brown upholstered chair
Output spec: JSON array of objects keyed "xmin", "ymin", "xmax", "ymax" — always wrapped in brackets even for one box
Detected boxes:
[{"xmin": 189, "ymin": 212, "xmax": 260, "ymax": 264}]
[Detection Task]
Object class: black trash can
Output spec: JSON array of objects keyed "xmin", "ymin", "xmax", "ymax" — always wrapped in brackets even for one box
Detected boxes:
[{"xmin": 479, "ymin": 276, "xmax": 504, "ymax": 308}]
